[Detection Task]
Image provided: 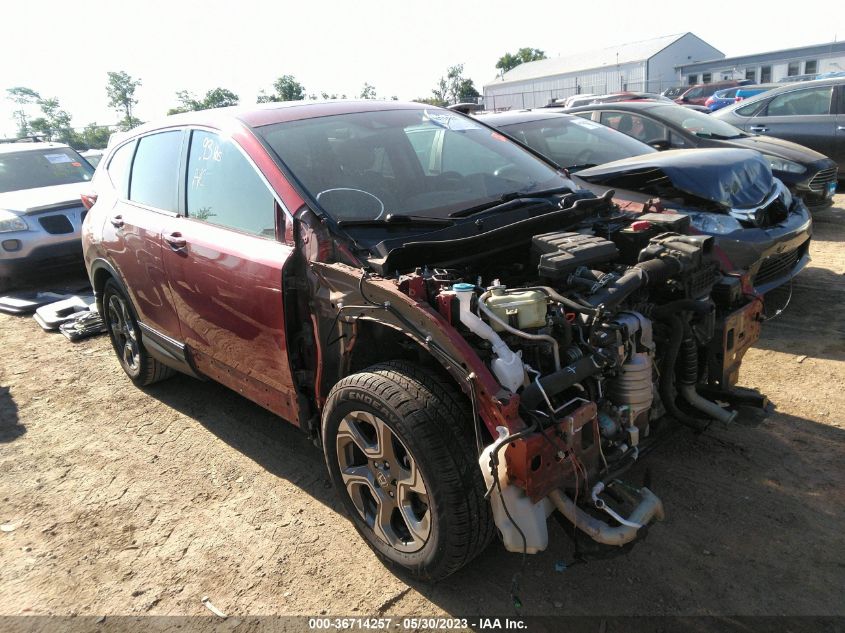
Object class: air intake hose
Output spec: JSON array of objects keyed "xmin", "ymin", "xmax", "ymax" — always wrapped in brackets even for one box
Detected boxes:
[
  {"xmin": 521, "ymin": 354, "xmax": 605, "ymax": 409},
  {"xmin": 586, "ymin": 257, "xmax": 684, "ymax": 310}
]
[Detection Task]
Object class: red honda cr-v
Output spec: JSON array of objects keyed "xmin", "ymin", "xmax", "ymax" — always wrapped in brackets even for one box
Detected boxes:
[{"xmin": 82, "ymin": 100, "xmax": 763, "ymax": 580}]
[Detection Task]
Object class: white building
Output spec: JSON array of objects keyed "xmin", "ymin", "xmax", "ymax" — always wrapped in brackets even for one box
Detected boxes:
[
  {"xmin": 483, "ymin": 33, "xmax": 723, "ymax": 110},
  {"xmin": 676, "ymin": 40, "xmax": 845, "ymax": 85}
]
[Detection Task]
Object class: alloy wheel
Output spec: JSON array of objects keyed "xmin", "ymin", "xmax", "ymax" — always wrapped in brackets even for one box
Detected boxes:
[
  {"xmin": 335, "ymin": 410, "xmax": 431, "ymax": 553},
  {"xmin": 107, "ymin": 294, "xmax": 140, "ymax": 373}
]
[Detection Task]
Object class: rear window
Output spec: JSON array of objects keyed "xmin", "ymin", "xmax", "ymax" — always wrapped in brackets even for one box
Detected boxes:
[
  {"xmin": 0, "ymin": 147, "xmax": 94, "ymax": 193},
  {"xmin": 129, "ymin": 131, "xmax": 182, "ymax": 211}
]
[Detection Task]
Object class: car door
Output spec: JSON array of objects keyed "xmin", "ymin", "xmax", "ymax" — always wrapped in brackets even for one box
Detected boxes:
[
  {"xmin": 834, "ymin": 84, "xmax": 845, "ymax": 170},
  {"xmin": 745, "ymin": 85, "xmax": 837, "ymax": 158},
  {"xmin": 161, "ymin": 128, "xmax": 299, "ymax": 422},
  {"xmin": 99, "ymin": 131, "xmax": 183, "ymax": 340}
]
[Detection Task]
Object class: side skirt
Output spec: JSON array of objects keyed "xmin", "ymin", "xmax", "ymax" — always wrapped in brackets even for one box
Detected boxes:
[{"xmin": 138, "ymin": 322, "xmax": 204, "ymax": 380}]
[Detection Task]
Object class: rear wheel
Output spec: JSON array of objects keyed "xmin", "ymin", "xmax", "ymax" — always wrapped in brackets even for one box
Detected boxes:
[
  {"xmin": 322, "ymin": 360, "xmax": 493, "ymax": 581},
  {"xmin": 103, "ymin": 279, "xmax": 174, "ymax": 387}
]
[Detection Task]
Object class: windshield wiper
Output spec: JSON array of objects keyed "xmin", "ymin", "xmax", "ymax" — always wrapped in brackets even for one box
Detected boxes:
[
  {"xmin": 337, "ymin": 213, "xmax": 454, "ymax": 228},
  {"xmin": 450, "ymin": 186, "xmax": 571, "ymax": 218}
]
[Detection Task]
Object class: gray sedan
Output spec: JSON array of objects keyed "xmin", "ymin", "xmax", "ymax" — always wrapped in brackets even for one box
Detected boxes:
[{"xmin": 712, "ymin": 77, "xmax": 844, "ymax": 178}]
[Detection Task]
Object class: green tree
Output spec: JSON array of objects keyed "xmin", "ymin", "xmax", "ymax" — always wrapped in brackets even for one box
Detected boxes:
[
  {"xmin": 430, "ymin": 64, "xmax": 479, "ymax": 106},
  {"xmin": 79, "ymin": 123, "xmax": 113, "ymax": 149},
  {"xmin": 5, "ymin": 86, "xmax": 42, "ymax": 137},
  {"xmin": 359, "ymin": 83, "xmax": 377, "ymax": 99},
  {"xmin": 106, "ymin": 71, "xmax": 142, "ymax": 130},
  {"xmin": 168, "ymin": 87, "xmax": 239, "ymax": 114},
  {"xmin": 257, "ymin": 75, "xmax": 305, "ymax": 102},
  {"xmin": 495, "ymin": 47, "xmax": 547, "ymax": 74},
  {"xmin": 30, "ymin": 97, "xmax": 74, "ymax": 142}
]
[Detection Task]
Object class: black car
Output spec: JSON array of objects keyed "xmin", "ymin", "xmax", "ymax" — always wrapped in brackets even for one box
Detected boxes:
[
  {"xmin": 563, "ymin": 101, "xmax": 838, "ymax": 208},
  {"xmin": 481, "ymin": 110, "xmax": 812, "ymax": 294}
]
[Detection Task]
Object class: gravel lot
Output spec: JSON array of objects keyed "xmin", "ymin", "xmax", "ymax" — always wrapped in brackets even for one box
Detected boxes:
[{"xmin": 1, "ymin": 195, "xmax": 843, "ymax": 619}]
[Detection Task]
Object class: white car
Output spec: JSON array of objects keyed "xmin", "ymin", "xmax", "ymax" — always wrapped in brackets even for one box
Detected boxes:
[
  {"xmin": 79, "ymin": 149, "xmax": 105, "ymax": 167},
  {"xmin": 0, "ymin": 141, "xmax": 94, "ymax": 291}
]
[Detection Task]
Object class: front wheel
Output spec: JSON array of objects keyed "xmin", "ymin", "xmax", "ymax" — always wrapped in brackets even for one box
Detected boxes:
[{"xmin": 322, "ymin": 361, "xmax": 493, "ymax": 581}]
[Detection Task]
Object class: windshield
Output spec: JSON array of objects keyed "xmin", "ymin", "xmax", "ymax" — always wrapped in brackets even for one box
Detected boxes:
[
  {"xmin": 256, "ymin": 108, "xmax": 571, "ymax": 221},
  {"xmin": 498, "ymin": 116, "xmax": 655, "ymax": 171},
  {"xmin": 651, "ymin": 105, "xmax": 746, "ymax": 138},
  {"xmin": 0, "ymin": 147, "xmax": 94, "ymax": 193}
]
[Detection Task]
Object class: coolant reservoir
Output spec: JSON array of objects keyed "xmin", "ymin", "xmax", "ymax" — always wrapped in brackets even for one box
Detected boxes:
[
  {"xmin": 479, "ymin": 427, "xmax": 550, "ymax": 554},
  {"xmin": 484, "ymin": 288, "xmax": 548, "ymax": 332}
]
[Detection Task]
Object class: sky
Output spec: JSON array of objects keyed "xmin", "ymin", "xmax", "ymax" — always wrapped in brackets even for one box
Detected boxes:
[{"xmin": 0, "ymin": 0, "xmax": 841, "ymax": 137}]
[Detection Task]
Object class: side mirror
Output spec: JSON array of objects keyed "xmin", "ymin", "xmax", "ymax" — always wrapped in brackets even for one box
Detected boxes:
[{"xmin": 648, "ymin": 140, "xmax": 671, "ymax": 151}]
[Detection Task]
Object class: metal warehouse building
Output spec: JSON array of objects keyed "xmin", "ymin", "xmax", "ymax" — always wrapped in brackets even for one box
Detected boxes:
[
  {"xmin": 483, "ymin": 33, "xmax": 723, "ymax": 110},
  {"xmin": 677, "ymin": 40, "xmax": 845, "ymax": 85}
]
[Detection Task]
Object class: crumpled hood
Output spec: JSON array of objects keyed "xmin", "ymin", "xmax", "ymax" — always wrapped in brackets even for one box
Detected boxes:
[
  {"xmin": 577, "ymin": 148, "xmax": 773, "ymax": 209},
  {"xmin": 0, "ymin": 182, "xmax": 90, "ymax": 215}
]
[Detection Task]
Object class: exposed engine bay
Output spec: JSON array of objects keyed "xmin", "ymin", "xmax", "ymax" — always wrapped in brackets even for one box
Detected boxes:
[
  {"xmin": 300, "ymin": 190, "xmax": 765, "ymax": 556},
  {"xmin": 380, "ymin": 223, "xmax": 761, "ymax": 553}
]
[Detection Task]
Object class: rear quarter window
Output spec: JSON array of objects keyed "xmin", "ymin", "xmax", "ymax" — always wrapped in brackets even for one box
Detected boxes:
[
  {"xmin": 765, "ymin": 87, "xmax": 833, "ymax": 116},
  {"xmin": 106, "ymin": 141, "xmax": 135, "ymax": 198},
  {"xmin": 128, "ymin": 131, "xmax": 182, "ymax": 212}
]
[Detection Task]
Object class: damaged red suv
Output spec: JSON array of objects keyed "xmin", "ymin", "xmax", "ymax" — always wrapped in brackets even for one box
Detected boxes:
[{"xmin": 82, "ymin": 101, "xmax": 764, "ymax": 580}]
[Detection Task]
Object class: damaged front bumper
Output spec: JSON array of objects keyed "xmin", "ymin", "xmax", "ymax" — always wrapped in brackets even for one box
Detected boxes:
[{"xmin": 712, "ymin": 198, "xmax": 812, "ymax": 295}]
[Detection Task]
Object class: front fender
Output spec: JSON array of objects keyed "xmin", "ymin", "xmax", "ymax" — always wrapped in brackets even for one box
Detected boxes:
[{"xmin": 308, "ymin": 261, "xmax": 526, "ymax": 435}]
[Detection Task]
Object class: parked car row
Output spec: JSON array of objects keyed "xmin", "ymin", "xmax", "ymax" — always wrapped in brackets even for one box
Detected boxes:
[
  {"xmin": 478, "ymin": 110, "xmax": 812, "ymax": 293},
  {"xmin": 561, "ymin": 100, "xmax": 840, "ymax": 208}
]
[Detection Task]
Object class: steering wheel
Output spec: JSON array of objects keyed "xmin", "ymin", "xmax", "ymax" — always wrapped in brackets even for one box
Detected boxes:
[{"xmin": 315, "ymin": 188, "xmax": 385, "ymax": 221}]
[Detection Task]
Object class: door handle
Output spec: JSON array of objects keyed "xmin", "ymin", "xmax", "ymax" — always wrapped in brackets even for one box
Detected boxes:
[
  {"xmin": 109, "ymin": 215, "xmax": 124, "ymax": 228},
  {"xmin": 838, "ymin": 126, "xmax": 845, "ymax": 131},
  {"xmin": 749, "ymin": 126, "xmax": 768, "ymax": 133},
  {"xmin": 163, "ymin": 232, "xmax": 187, "ymax": 249}
]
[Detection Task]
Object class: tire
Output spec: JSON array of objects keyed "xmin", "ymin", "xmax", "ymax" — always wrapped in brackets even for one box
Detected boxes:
[
  {"xmin": 102, "ymin": 279, "xmax": 175, "ymax": 387},
  {"xmin": 322, "ymin": 360, "xmax": 494, "ymax": 581}
]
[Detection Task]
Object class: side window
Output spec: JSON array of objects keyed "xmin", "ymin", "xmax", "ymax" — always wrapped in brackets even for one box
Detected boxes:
[
  {"xmin": 766, "ymin": 87, "xmax": 833, "ymax": 116},
  {"xmin": 669, "ymin": 132, "xmax": 689, "ymax": 149},
  {"xmin": 129, "ymin": 131, "xmax": 182, "ymax": 211},
  {"xmin": 736, "ymin": 100, "xmax": 765, "ymax": 117},
  {"xmin": 106, "ymin": 141, "xmax": 135, "ymax": 198},
  {"xmin": 186, "ymin": 130, "xmax": 276, "ymax": 238},
  {"xmin": 600, "ymin": 113, "xmax": 665, "ymax": 143}
]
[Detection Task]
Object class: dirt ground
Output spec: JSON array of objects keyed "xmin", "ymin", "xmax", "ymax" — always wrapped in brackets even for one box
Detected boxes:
[{"xmin": 1, "ymin": 195, "xmax": 843, "ymax": 620}]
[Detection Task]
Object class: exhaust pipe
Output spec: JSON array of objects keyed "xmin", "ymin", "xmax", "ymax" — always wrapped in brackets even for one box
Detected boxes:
[{"xmin": 548, "ymin": 486, "xmax": 665, "ymax": 547}]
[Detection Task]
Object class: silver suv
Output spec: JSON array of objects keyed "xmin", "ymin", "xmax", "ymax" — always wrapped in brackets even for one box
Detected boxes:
[{"xmin": 0, "ymin": 141, "xmax": 95, "ymax": 290}]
